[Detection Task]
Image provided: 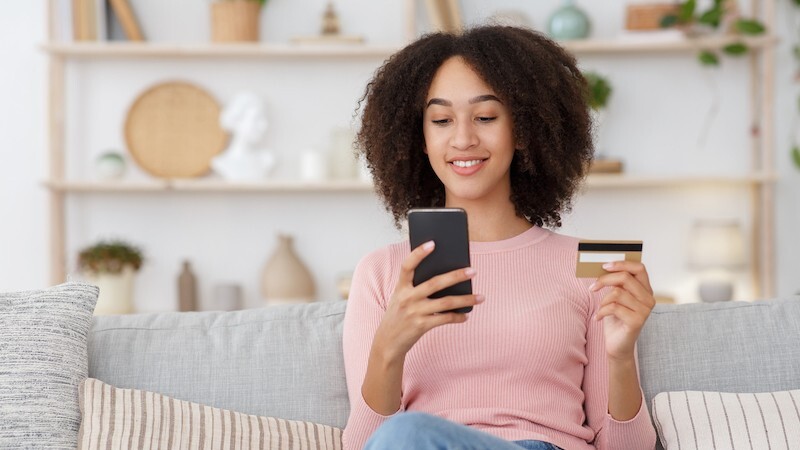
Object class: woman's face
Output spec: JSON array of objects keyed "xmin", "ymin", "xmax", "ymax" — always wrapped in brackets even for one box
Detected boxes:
[{"xmin": 423, "ymin": 56, "xmax": 516, "ymax": 207}]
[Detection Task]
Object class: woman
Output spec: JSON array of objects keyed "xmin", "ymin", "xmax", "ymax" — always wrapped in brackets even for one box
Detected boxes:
[{"xmin": 343, "ymin": 25, "xmax": 657, "ymax": 450}]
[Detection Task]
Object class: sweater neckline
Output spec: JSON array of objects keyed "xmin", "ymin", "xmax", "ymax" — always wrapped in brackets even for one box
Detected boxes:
[{"xmin": 469, "ymin": 225, "xmax": 550, "ymax": 254}]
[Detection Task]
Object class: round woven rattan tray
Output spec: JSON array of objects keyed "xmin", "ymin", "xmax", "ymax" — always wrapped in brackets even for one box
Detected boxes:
[{"xmin": 124, "ymin": 81, "xmax": 228, "ymax": 178}]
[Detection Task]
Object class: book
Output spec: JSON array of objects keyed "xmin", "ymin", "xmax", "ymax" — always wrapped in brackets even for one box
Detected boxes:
[
  {"xmin": 425, "ymin": 0, "xmax": 462, "ymax": 33},
  {"xmin": 109, "ymin": 0, "xmax": 144, "ymax": 41},
  {"xmin": 52, "ymin": 0, "xmax": 73, "ymax": 42},
  {"xmin": 72, "ymin": 0, "xmax": 95, "ymax": 41}
]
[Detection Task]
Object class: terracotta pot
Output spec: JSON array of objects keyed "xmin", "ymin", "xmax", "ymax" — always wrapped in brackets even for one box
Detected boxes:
[
  {"xmin": 211, "ymin": 1, "xmax": 261, "ymax": 43},
  {"xmin": 85, "ymin": 265, "xmax": 136, "ymax": 315},
  {"xmin": 261, "ymin": 234, "xmax": 316, "ymax": 304}
]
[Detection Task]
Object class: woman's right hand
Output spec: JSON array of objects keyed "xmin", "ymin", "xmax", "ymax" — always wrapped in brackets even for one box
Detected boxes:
[{"xmin": 372, "ymin": 240, "xmax": 483, "ymax": 363}]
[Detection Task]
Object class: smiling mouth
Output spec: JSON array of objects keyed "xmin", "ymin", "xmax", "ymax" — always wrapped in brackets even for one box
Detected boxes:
[{"xmin": 450, "ymin": 159, "xmax": 487, "ymax": 168}]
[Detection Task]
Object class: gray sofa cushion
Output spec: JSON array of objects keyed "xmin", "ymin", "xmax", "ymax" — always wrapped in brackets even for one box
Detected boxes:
[
  {"xmin": 638, "ymin": 297, "xmax": 800, "ymax": 415},
  {"xmin": 87, "ymin": 300, "xmax": 349, "ymax": 429}
]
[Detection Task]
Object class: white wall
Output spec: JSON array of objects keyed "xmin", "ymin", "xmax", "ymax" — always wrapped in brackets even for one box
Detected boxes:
[
  {"xmin": 0, "ymin": 1, "xmax": 47, "ymax": 291},
  {"xmin": 1, "ymin": 0, "xmax": 798, "ymax": 310}
]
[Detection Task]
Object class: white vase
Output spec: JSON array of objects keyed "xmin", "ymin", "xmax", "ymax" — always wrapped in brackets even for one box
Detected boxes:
[{"xmin": 86, "ymin": 266, "xmax": 136, "ymax": 315}]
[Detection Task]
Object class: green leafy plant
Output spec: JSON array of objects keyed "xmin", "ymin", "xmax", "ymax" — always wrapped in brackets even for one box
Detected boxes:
[
  {"xmin": 793, "ymin": 146, "xmax": 800, "ymax": 170},
  {"xmin": 584, "ymin": 72, "xmax": 612, "ymax": 110},
  {"xmin": 78, "ymin": 240, "xmax": 144, "ymax": 274},
  {"xmin": 660, "ymin": 0, "xmax": 767, "ymax": 66}
]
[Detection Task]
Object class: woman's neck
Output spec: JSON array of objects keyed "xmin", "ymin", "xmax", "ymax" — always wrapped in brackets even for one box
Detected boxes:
[{"xmin": 445, "ymin": 197, "xmax": 532, "ymax": 242}]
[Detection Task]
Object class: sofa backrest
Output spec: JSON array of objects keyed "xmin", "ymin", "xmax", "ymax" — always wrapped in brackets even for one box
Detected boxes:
[
  {"xmin": 89, "ymin": 297, "xmax": 800, "ymax": 443},
  {"xmin": 88, "ymin": 300, "xmax": 349, "ymax": 429},
  {"xmin": 638, "ymin": 297, "xmax": 800, "ymax": 448}
]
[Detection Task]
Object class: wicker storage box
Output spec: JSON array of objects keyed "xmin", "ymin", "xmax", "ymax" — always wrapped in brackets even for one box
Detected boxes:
[
  {"xmin": 625, "ymin": 3, "xmax": 680, "ymax": 31},
  {"xmin": 211, "ymin": 1, "xmax": 261, "ymax": 42}
]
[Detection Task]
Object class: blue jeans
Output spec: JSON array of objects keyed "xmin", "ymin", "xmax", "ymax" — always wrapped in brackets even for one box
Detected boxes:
[{"xmin": 364, "ymin": 412, "xmax": 562, "ymax": 450}]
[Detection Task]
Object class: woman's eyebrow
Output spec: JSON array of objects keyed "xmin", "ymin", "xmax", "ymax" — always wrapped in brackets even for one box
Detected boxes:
[
  {"xmin": 426, "ymin": 94, "xmax": 503, "ymax": 109},
  {"xmin": 469, "ymin": 94, "xmax": 502, "ymax": 104}
]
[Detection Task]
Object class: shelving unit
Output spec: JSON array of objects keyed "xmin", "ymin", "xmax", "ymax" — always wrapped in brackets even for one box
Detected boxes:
[{"xmin": 43, "ymin": 0, "xmax": 778, "ymax": 299}]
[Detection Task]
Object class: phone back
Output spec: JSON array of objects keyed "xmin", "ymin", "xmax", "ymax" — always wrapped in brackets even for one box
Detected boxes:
[{"xmin": 408, "ymin": 208, "xmax": 472, "ymax": 310}]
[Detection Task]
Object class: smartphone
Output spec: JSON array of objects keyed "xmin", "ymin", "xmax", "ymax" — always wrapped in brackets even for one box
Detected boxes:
[{"xmin": 408, "ymin": 208, "xmax": 473, "ymax": 313}]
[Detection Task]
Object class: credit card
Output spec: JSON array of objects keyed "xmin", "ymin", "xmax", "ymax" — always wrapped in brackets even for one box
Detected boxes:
[{"xmin": 576, "ymin": 240, "xmax": 643, "ymax": 278}]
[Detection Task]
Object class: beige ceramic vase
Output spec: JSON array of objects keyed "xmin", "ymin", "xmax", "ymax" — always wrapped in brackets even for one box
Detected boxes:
[{"xmin": 261, "ymin": 234, "xmax": 316, "ymax": 304}]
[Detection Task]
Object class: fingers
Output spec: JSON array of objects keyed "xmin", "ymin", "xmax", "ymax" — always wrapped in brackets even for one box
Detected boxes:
[
  {"xmin": 416, "ymin": 266, "xmax": 476, "ymax": 299},
  {"xmin": 590, "ymin": 262, "xmax": 655, "ymax": 324},
  {"xmin": 600, "ymin": 261, "xmax": 653, "ymax": 294},
  {"xmin": 398, "ymin": 240, "xmax": 436, "ymax": 286},
  {"xmin": 595, "ymin": 296, "xmax": 640, "ymax": 324},
  {"xmin": 591, "ymin": 271, "xmax": 654, "ymax": 309},
  {"xmin": 596, "ymin": 287, "xmax": 648, "ymax": 321},
  {"xmin": 419, "ymin": 294, "xmax": 484, "ymax": 316}
]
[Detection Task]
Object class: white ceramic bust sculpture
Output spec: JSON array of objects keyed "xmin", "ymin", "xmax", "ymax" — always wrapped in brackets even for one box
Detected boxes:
[{"xmin": 211, "ymin": 92, "xmax": 276, "ymax": 181}]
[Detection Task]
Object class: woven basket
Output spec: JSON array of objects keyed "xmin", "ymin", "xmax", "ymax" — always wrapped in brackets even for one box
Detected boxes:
[
  {"xmin": 211, "ymin": 1, "xmax": 261, "ymax": 42},
  {"xmin": 625, "ymin": 3, "xmax": 680, "ymax": 31},
  {"xmin": 124, "ymin": 81, "xmax": 228, "ymax": 178}
]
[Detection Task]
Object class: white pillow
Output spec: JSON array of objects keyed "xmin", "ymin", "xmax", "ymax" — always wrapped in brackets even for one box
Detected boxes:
[
  {"xmin": 0, "ymin": 282, "xmax": 99, "ymax": 448},
  {"xmin": 652, "ymin": 390, "xmax": 800, "ymax": 450}
]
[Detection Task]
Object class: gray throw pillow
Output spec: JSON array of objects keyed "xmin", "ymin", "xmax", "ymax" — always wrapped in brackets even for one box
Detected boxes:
[{"xmin": 0, "ymin": 281, "xmax": 99, "ymax": 449}]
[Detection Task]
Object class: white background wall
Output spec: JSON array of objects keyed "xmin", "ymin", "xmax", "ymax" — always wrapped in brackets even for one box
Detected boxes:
[{"xmin": 1, "ymin": 0, "xmax": 798, "ymax": 311}]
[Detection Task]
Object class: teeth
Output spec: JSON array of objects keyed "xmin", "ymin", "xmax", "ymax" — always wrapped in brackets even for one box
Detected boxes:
[{"xmin": 452, "ymin": 160, "xmax": 483, "ymax": 168}]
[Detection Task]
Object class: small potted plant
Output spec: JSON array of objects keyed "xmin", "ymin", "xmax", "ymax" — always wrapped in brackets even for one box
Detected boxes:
[
  {"xmin": 211, "ymin": 0, "xmax": 268, "ymax": 43},
  {"xmin": 78, "ymin": 240, "xmax": 143, "ymax": 315},
  {"xmin": 583, "ymin": 71, "xmax": 620, "ymax": 173}
]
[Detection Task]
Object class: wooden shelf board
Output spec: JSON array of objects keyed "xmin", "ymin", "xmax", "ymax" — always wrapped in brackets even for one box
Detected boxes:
[
  {"xmin": 40, "ymin": 35, "xmax": 778, "ymax": 59},
  {"xmin": 585, "ymin": 173, "xmax": 777, "ymax": 188},
  {"xmin": 561, "ymin": 34, "xmax": 778, "ymax": 54},
  {"xmin": 40, "ymin": 42, "xmax": 399, "ymax": 58},
  {"xmin": 43, "ymin": 179, "xmax": 375, "ymax": 193},
  {"xmin": 43, "ymin": 173, "xmax": 776, "ymax": 193}
]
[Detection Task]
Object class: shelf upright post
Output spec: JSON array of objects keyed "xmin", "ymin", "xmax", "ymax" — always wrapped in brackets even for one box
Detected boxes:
[
  {"xmin": 750, "ymin": 0, "xmax": 777, "ymax": 298},
  {"xmin": 47, "ymin": 0, "xmax": 67, "ymax": 285},
  {"xmin": 405, "ymin": 0, "xmax": 416, "ymax": 43}
]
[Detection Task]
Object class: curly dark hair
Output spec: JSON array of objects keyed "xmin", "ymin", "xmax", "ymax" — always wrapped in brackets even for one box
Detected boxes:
[{"xmin": 356, "ymin": 25, "xmax": 593, "ymax": 229}]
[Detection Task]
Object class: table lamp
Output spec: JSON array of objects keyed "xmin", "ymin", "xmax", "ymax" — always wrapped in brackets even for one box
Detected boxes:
[{"xmin": 688, "ymin": 219, "xmax": 746, "ymax": 302}]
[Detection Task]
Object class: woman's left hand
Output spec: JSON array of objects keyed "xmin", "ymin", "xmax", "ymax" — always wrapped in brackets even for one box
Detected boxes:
[{"xmin": 591, "ymin": 261, "xmax": 656, "ymax": 362}]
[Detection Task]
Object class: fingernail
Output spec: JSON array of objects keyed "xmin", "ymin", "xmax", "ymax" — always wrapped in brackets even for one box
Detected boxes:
[
  {"xmin": 602, "ymin": 262, "xmax": 614, "ymax": 270},
  {"xmin": 589, "ymin": 282, "xmax": 598, "ymax": 291},
  {"xmin": 464, "ymin": 267, "xmax": 476, "ymax": 277},
  {"xmin": 475, "ymin": 294, "xmax": 485, "ymax": 303},
  {"xmin": 423, "ymin": 241, "xmax": 435, "ymax": 251}
]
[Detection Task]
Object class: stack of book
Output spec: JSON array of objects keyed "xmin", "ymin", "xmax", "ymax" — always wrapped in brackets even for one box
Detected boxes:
[{"xmin": 52, "ymin": 0, "xmax": 144, "ymax": 42}]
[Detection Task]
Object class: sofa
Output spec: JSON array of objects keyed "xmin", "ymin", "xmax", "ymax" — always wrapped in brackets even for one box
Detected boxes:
[{"xmin": 3, "ymin": 282, "xmax": 800, "ymax": 449}]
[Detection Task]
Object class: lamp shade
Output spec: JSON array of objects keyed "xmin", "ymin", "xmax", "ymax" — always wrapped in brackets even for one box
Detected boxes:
[{"xmin": 688, "ymin": 220, "xmax": 746, "ymax": 270}]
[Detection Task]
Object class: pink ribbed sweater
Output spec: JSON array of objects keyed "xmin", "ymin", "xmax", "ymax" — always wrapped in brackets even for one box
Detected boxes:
[{"xmin": 342, "ymin": 226, "xmax": 657, "ymax": 450}]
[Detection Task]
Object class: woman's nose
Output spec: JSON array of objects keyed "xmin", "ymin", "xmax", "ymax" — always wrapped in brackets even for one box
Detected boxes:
[{"xmin": 449, "ymin": 120, "xmax": 478, "ymax": 150}]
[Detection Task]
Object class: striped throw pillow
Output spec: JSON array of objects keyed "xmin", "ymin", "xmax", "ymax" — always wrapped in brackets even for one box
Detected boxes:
[
  {"xmin": 652, "ymin": 390, "xmax": 800, "ymax": 450},
  {"xmin": 78, "ymin": 378, "xmax": 343, "ymax": 450}
]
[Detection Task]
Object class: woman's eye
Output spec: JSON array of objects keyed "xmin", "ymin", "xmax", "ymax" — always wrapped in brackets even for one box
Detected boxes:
[
  {"xmin": 476, "ymin": 116, "xmax": 497, "ymax": 123},
  {"xmin": 431, "ymin": 119, "xmax": 450, "ymax": 125}
]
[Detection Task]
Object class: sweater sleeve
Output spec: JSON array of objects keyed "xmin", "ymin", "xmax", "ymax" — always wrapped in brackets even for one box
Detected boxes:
[
  {"xmin": 341, "ymin": 248, "xmax": 403, "ymax": 450},
  {"xmin": 582, "ymin": 288, "xmax": 657, "ymax": 450}
]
